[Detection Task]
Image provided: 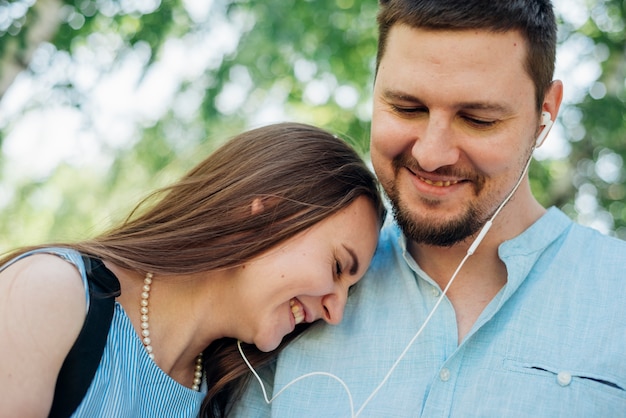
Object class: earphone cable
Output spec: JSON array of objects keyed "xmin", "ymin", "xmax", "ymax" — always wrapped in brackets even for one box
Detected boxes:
[{"xmin": 238, "ymin": 144, "xmax": 538, "ymax": 417}]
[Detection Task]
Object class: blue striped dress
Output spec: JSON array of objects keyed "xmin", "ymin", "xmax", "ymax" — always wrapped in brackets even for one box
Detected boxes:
[{"xmin": 1, "ymin": 247, "xmax": 206, "ymax": 417}]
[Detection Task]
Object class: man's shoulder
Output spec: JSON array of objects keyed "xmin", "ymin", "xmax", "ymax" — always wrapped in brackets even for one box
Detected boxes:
[
  {"xmin": 542, "ymin": 211, "xmax": 626, "ymax": 283},
  {"xmin": 368, "ymin": 219, "xmax": 405, "ymax": 270},
  {"xmin": 527, "ymin": 207, "xmax": 626, "ymax": 256},
  {"xmin": 565, "ymin": 217, "xmax": 626, "ymax": 253},
  {"xmin": 376, "ymin": 217, "xmax": 407, "ymax": 253}
]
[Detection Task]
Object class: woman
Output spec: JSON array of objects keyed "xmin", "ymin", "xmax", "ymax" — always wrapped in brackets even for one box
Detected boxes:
[{"xmin": 0, "ymin": 122, "xmax": 386, "ymax": 418}]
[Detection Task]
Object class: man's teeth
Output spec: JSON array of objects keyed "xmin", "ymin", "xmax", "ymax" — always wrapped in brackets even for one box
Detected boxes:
[
  {"xmin": 419, "ymin": 177, "xmax": 459, "ymax": 187},
  {"xmin": 290, "ymin": 299, "xmax": 305, "ymax": 325}
]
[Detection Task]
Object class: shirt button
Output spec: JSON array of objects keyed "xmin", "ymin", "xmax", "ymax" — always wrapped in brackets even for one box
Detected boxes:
[
  {"xmin": 439, "ymin": 368, "xmax": 451, "ymax": 382},
  {"xmin": 431, "ymin": 287, "xmax": 440, "ymax": 297},
  {"xmin": 557, "ymin": 371, "xmax": 572, "ymax": 387}
]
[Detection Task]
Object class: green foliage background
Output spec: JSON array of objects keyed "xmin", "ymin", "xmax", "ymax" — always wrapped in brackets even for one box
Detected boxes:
[{"xmin": 0, "ymin": 0, "xmax": 625, "ymax": 253}]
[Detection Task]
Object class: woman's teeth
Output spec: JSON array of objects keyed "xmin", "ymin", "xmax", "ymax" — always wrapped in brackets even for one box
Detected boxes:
[{"xmin": 290, "ymin": 299, "xmax": 305, "ymax": 325}]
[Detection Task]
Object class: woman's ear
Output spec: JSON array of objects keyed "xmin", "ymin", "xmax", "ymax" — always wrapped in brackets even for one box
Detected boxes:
[{"xmin": 251, "ymin": 198, "xmax": 265, "ymax": 215}]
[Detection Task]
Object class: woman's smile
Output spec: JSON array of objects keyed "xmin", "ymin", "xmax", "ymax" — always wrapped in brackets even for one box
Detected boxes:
[{"xmin": 290, "ymin": 298, "xmax": 306, "ymax": 327}]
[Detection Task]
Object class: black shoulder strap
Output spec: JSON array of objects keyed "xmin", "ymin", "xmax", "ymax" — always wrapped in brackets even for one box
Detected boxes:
[{"xmin": 48, "ymin": 256, "xmax": 121, "ymax": 418}]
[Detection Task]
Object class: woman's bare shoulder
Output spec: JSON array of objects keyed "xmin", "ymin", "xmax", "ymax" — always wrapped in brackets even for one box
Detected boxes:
[{"xmin": 0, "ymin": 252, "xmax": 87, "ymax": 416}]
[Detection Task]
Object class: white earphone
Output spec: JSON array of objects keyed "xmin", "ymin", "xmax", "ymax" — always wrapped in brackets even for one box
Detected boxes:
[{"xmin": 535, "ymin": 111, "xmax": 553, "ymax": 147}]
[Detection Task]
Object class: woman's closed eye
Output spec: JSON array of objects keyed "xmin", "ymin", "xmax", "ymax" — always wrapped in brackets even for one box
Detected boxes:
[{"xmin": 334, "ymin": 259, "xmax": 343, "ymax": 277}]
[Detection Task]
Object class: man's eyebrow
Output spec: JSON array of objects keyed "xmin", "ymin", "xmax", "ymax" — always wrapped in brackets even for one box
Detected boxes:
[
  {"xmin": 382, "ymin": 89, "xmax": 421, "ymax": 102},
  {"xmin": 382, "ymin": 89, "xmax": 513, "ymax": 114},
  {"xmin": 343, "ymin": 245, "xmax": 359, "ymax": 276},
  {"xmin": 457, "ymin": 102, "xmax": 513, "ymax": 114}
]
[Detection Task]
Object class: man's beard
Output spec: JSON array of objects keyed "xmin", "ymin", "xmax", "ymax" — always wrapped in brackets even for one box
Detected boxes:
[
  {"xmin": 390, "ymin": 193, "xmax": 485, "ymax": 247},
  {"xmin": 385, "ymin": 154, "xmax": 489, "ymax": 247}
]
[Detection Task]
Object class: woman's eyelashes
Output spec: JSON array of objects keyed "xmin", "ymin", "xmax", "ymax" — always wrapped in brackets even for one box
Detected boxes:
[{"xmin": 334, "ymin": 259, "xmax": 343, "ymax": 277}]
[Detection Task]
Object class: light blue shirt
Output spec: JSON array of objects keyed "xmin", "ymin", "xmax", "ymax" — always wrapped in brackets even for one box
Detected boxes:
[{"xmin": 232, "ymin": 207, "xmax": 626, "ymax": 417}]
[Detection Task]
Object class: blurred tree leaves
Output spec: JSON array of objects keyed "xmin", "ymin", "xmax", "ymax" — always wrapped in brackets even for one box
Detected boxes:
[
  {"xmin": 552, "ymin": 0, "xmax": 626, "ymax": 237},
  {"xmin": 0, "ymin": 0, "xmax": 624, "ymax": 252}
]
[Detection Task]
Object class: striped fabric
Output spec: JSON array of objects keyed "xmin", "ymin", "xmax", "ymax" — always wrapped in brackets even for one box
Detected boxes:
[
  {"xmin": 73, "ymin": 302, "xmax": 206, "ymax": 417},
  {"xmin": 2, "ymin": 248, "xmax": 206, "ymax": 417}
]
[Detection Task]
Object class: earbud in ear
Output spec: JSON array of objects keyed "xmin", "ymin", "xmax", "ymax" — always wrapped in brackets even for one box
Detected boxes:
[
  {"xmin": 541, "ymin": 111, "xmax": 552, "ymax": 127},
  {"xmin": 535, "ymin": 111, "xmax": 553, "ymax": 147}
]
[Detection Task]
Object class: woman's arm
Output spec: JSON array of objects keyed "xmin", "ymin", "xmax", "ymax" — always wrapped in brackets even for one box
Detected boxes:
[{"xmin": 0, "ymin": 254, "xmax": 86, "ymax": 417}]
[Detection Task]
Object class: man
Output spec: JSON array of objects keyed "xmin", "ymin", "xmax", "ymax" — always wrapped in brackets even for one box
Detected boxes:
[{"xmin": 232, "ymin": 1, "xmax": 626, "ymax": 416}]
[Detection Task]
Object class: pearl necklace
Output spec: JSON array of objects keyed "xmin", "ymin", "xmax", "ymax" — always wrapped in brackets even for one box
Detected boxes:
[{"xmin": 140, "ymin": 272, "xmax": 204, "ymax": 391}]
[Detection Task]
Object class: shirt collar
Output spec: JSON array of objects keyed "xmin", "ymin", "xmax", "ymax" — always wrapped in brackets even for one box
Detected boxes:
[
  {"xmin": 499, "ymin": 206, "xmax": 571, "ymax": 258},
  {"xmin": 395, "ymin": 207, "xmax": 572, "ymax": 288},
  {"xmin": 497, "ymin": 206, "xmax": 572, "ymax": 297}
]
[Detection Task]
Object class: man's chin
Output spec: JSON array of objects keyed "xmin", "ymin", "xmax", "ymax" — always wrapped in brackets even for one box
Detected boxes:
[{"xmin": 393, "ymin": 204, "xmax": 482, "ymax": 247}]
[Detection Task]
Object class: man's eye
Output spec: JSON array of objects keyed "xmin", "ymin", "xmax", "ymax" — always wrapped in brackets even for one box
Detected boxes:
[
  {"xmin": 464, "ymin": 116, "xmax": 497, "ymax": 128},
  {"xmin": 391, "ymin": 105, "xmax": 427, "ymax": 114}
]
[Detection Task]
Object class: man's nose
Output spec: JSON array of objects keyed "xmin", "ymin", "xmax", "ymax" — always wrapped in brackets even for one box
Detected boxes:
[{"xmin": 411, "ymin": 114, "xmax": 461, "ymax": 172}]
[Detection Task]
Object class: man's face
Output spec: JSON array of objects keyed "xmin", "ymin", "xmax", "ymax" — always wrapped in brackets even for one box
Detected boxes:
[{"xmin": 371, "ymin": 25, "xmax": 540, "ymax": 246}]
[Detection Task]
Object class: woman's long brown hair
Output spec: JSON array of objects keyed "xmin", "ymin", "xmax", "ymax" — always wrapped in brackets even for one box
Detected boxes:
[{"xmin": 1, "ymin": 122, "xmax": 385, "ymax": 417}]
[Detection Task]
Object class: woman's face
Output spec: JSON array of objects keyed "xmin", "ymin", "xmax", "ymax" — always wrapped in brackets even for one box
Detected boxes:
[{"xmin": 231, "ymin": 195, "xmax": 380, "ymax": 352}]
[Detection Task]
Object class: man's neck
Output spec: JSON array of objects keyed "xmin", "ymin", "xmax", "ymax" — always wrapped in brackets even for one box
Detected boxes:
[{"xmin": 407, "ymin": 200, "xmax": 546, "ymax": 343}]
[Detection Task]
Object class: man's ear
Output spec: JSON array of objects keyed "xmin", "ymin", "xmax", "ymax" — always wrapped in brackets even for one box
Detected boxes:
[{"xmin": 251, "ymin": 198, "xmax": 265, "ymax": 215}]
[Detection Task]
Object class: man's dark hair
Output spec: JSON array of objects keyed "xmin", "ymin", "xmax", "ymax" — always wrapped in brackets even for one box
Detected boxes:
[{"xmin": 376, "ymin": 0, "xmax": 557, "ymax": 110}]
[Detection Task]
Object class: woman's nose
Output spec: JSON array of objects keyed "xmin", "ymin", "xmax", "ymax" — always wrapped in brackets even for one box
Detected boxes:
[{"xmin": 320, "ymin": 288, "xmax": 348, "ymax": 325}]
